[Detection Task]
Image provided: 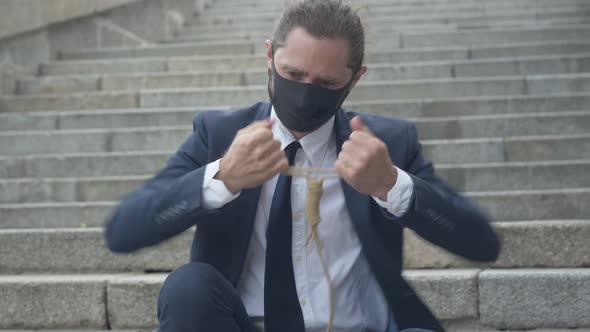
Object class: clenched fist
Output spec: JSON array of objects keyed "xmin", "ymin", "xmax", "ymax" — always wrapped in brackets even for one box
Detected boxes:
[
  {"xmin": 215, "ymin": 120, "xmax": 288, "ymax": 193},
  {"xmin": 335, "ymin": 116, "xmax": 398, "ymax": 201}
]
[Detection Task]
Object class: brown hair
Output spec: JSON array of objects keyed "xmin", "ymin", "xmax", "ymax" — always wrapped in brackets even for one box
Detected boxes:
[{"xmin": 272, "ymin": 0, "xmax": 365, "ymax": 74}]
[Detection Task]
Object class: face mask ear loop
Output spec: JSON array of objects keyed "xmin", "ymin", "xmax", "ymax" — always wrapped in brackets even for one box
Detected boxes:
[{"xmin": 334, "ymin": 72, "xmax": 356, "ymax": 112}]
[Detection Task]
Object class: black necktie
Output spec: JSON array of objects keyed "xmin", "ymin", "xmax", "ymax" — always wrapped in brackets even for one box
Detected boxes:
[{"xmin": 264, "ymin": 141, "xmax": 305, "ymax": 332}]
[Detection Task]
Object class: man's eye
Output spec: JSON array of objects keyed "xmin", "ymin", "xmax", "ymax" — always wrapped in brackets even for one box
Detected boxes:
[{"xmin": 287, "ymin": 71, "xmax": 300, "ymax": 79}]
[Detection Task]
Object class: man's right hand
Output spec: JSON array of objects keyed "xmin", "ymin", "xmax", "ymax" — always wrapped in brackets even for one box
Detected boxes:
[{"xmin": 215, "ymin": 120, "xmax": 288, "ymax": 194}]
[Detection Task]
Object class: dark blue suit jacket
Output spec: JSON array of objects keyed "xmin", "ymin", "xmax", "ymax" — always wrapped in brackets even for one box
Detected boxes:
[{"xmin": 105, "ymin": 102, "xmax": 500, "ymax": 331}]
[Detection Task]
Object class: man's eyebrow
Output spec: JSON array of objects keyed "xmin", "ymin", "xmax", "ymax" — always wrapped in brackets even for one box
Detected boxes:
[
  {"xmin": 282, "ymin": 64, "xmax": 305, "ymax": 74},
  {"xmin": 282, "ymin": 64, "xmax": 339, "ymax": 82}
]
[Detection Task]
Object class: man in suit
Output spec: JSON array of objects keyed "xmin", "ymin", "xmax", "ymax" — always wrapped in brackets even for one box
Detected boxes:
[{"xmin": 105, "ymin": 1, "xmax": 500, "ymax": 331}]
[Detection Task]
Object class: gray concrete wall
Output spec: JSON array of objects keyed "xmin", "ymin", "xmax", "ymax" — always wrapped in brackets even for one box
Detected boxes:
[
  {"xmin": 0, "ymin": 0, "xmax": 209, "ymax": 95},
  {"xmin": 0, "ymin": 0, "xmax": 142, "ymax": 40}
]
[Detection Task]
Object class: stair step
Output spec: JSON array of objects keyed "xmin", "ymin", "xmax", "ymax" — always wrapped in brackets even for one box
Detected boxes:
[
  {"xmin": 10, "ymin": 74, "xmax": 589, "ymax": 113},
  {"xmin": 404, "ymin": 220, "xmax": 590, "ymax": 269},
  {"xmin": 401, "ymin": 24, "xmax": 590, "ymax": 48},
  {"xmin": 3, "ymin": 87, "xmax": 590, "ymax": 130},
  {"xmin": 0, "ymin": 135, "xmax": 590, "ymax": 204},
  {"xmin": 59, "ymin": 40, "xmax": 256, "ymax": 61},
  {"xmin": 19, "ymin": 53, "xmax": 590, "ymax": 94},
  {"xmin": 0, "ymin": 142, "xmax": 587, "ymax": 189},
  {"xmin": 178, "ymin": 17, "xmax": 590, "ymax": 43},
  {"xmin": 479, "ymin": 269, "xmax": 590, "ymax": 328},
  {"xmin": 41, "ymin": 40, "xmax": 590, "ymax": 75},
  {"xmin": 183, "ymin": 7, "xmax": 590, "ymax": 35},
  {"xmin": 137, "ymin": 74, "xmax": 590, "ymax": 109},
  {"xmin": 196, "ymin": 2, "xmax": 590, "ymax": 24},
  {"xmin": 210, "ymin": 0, "xmax": 587, "ymax": 7},
  {"xmin": 2, "ymin": 0, "xmax": 590, "ymax": 329},
  {"xmin": 0, "ymin": 228, "xmax": 192, "ymax": 273},
  {"xmin": 0, "ymin": 91, "xmax": 137, "ymax": 113},
  {"xmin": 0, "ymin": 129, "xmax": 590, "ymax": 204},
  {"xmin": 1, "ymin": 188, "xmax": 587, "ymax": 228},
  {"xmin": 0, "ymin": 107, "xmax": 213, "ymax": 131},
  {"xmin": 1, "ymin": 269, "xmax": 588, "ymax": 329},
  {"xmin": 1, "ymin": 112, "xmax": 588, "ymax": 155},
  {"xmin": 59, "ymin": 25, "xmax": 590, "ymax": 60},
  {"xmin": 0, "ymin": 221, "xmax": 588, "ymax": 273}
]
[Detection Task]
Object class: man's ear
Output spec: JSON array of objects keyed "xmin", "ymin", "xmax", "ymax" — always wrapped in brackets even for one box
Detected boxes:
[
  {"xmin": 265, "ymin": 40, "xmax": 273, "ymax": 71},
  {"xmin": 349, "ymin": 65, "xmax": 367, "ymax": 90}
]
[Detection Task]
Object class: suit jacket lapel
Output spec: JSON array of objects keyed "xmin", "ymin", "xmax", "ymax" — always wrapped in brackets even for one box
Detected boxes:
[
  {"xmin": 238, "ymin": 102, "xmax": 272, "ymax": 225},
  {"xmin": 334, "ymin": 110, "xmax": 405, "ymax": 304},
  {"xmin": 334, "ymin": 110, "xmax": 377, "ymax": 254},
  {"xmin": 230, "ymin": 103, "xmax": 272, "ymax": 285}
]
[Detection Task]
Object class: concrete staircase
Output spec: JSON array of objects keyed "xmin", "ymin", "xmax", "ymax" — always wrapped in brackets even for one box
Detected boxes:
[{"xmin": 1, "ymin": 0, "xmax": 589, "ymax": 330}]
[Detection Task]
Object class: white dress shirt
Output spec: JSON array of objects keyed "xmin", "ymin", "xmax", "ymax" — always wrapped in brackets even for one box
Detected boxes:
[{"xmin": 201, "ymin": 108, "xmax": 414, "ymax": 331}]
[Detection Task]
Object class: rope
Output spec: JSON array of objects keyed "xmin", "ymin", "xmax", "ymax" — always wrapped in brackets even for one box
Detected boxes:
[
  {"xmin": 304, "ymin": 177, "xmax": 335, "ymax": 332},
  {"xmin": 284, "ymin": 167, "xmax": 337, "ymax": 332}
]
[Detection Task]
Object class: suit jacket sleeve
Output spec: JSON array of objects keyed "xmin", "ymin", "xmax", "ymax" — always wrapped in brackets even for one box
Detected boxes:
[
  {"xmin": 104, "ymin": 112, "xmax": 215, "ymax": 253},
  {"xmin": 394, "ymin": 122, "xmax": 500, "ymax": 262}
]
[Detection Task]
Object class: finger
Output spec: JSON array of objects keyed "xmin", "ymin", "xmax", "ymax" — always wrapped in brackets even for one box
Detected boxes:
[
  {"xmin": 341, "ymin": 140, "xmax": 354, "ymax": 153},
  {"xmin": 248, "ymin": 127, "xmax": 274, "ymax": 144},
  {"xmin": 254, "ymin": 138, "xmax": 280, "ymax": 155},
  {"xmin": 269, "ymin": 155, "xmax": 289, "ymax": 174},
  {"xmin": 335, "ymin": 158, "xmax": 355, "ymax": 181},
  {"xmin": 240, "ymin": 120, "xmax": 273, "ymax": 135},
  {"xmin": 259, "ymin": 147, "xmax": 285, "ymax": 168},
  {"xmin": 350, "ymin": 115, "xmax": 370, "ymax": 133},
  {"xmin": 336, "ymin": 150, "xmax": 355, "ymax": 169},
  {"xmin": 335, "ymin": 159, "xmax": 346, "ymax": 176},
  {"xmin": 349, "ymin": 130, "xmax": 373, "ymax": 144},
  {"xmin": 253, "ymin": 119, "xmax": 273, "ymax": 129}
]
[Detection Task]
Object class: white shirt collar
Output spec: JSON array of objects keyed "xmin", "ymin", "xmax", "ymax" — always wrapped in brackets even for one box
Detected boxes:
[{"xmin": 271, "ymin": 106, "xmax": 335, "ymax": 167}]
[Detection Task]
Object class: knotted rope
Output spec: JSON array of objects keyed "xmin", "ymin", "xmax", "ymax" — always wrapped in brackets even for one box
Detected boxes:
[{"xmin": 283, "ymin": 167, "xmax": 339, "ymax": 332}]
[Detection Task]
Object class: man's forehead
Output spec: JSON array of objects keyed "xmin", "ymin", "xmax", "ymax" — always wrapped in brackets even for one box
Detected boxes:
[{"xmin": 274, "ymin": 27, "xmax": 352, "ymax": 79}]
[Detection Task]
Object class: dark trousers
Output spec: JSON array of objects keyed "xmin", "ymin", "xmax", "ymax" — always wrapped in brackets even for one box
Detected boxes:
[{"xmin": 157, "ymin": 262, "xmax": 436, "ymax": 332}]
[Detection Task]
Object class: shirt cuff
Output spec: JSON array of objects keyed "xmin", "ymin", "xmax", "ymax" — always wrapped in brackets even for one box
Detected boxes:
[
  {"xmin": 202, "ymin": 159, "xmax": 241, "ymax": 209},
  {"xmin": 372, "ymin": 167, "xmax": 414, "ymax": 217}
]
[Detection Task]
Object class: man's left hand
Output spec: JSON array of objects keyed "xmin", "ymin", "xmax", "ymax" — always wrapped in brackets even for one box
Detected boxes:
[{"xmin": 335, "ymin": 116, "xmax": 398, "ymax": 201}]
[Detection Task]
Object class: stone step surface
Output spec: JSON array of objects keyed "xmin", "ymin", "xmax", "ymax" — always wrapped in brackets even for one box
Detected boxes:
[
  {"xmin": 183, "ymin": 6, "xmax": 590, "ymax": 34},
  {"xmin": 203, "ymin": 0, "xmax": 590, "ymax": 11},
  {"xmin": 0, "ymin": 188, "xmax": 590, "ymax": 228},
  {"xmin": 19, "ymin": 53, "xmax": 590, "ymax": 94},
  {"xmin": 2, "ymin": 127, "xmax": 588, "ymax": 167},
  {"xmin": 0, "ymin": 221, "xmax": 587, "ymax": 273},
  {"xmin": 40, "ymin": 40, "xmax": 590, "ymax": 75},
  {"xmin": 2, "ymin": 112, "xmax": 588, "ymax": 155},
  {"xmin": 1, "ymin": 269, "xmax": 588, "ymax": 330},
  {"xmin": 59, "ymin": 25, "xmax": 590, "ymax": 60},
  {"xmin": 182, "ymin": 16, "xmax": 590, "ymax": 40},
  {"xmin": 174, "ymin": 16, "xmax": 590, "ymax": 44},
  {"xmin": 179, "ymin": 12, "xmax": 590, "ymax": 39},
  {"xmin": 8, "ymin": 73, "xmax": 589, "ymax": 112},
  {"xmin": 2, "ymin": 0, "xmax": 590, "ymax": 329},
  {"xmin": 138, "ymin": 74, "xmax": 590, "ymax": 108},
  {"xmin": 2, "ymin": 140, "xmax": 588, "ymax": 203},
  {"xmin": 195, "ymin": 2, "xmax": 590, "ymax": 23},
  {"xmin": 1, "ymin": 147, "xmax": 586, "ymax": 190},
  {"xmin": 3, "ymin": 90, "xmax": 590, "ymax": 130},
  {"xmin": 58, "ymin": 41, "xmax": 257, "ymax": 61},
  {"xmin": 1, "ymin": 188, "xmax": 587, "ymax": 229},
  {"xmin": 8, "ymin": 73, "xmax": 590, "ymax": 111},
  {"xmin": 176, "ymin": 15, "xmax": 590, "ymax": 44}
]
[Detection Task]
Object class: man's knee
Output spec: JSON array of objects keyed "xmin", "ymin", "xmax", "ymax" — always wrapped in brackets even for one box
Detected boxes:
[{"xmin": 158, "ymin": 262, "xmax": 227, "ymax": 313}]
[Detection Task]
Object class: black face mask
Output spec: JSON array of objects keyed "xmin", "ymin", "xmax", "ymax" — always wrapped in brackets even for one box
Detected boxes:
[{"xmin": 268, "ymin": 63, "xmax": 353, "ymax": 133}]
